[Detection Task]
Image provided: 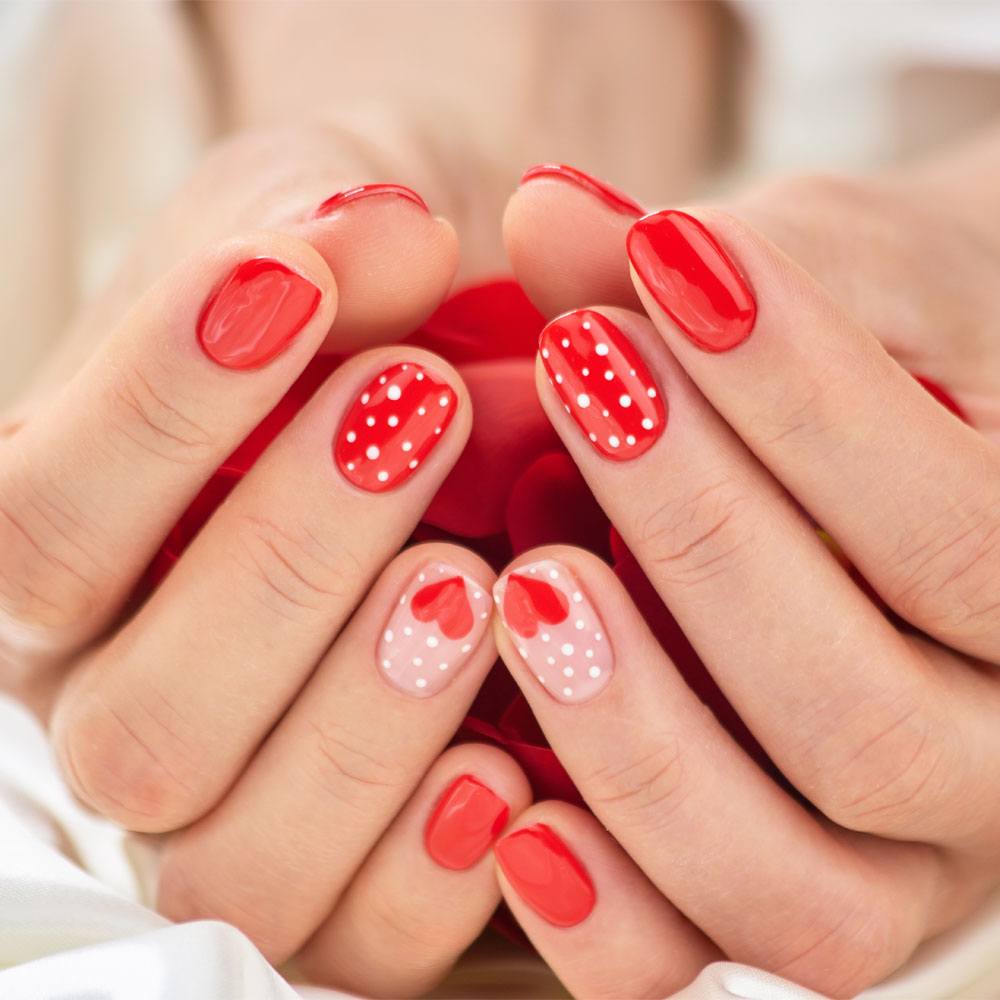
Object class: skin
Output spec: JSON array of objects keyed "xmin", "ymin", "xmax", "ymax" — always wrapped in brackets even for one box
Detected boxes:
[{"xmin": 493, "ymin": 121, "xmax": 1000, "ymax": 996}]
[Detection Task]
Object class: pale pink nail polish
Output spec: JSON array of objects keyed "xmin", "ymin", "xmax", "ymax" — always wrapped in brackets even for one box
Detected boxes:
[
  {"xmin": 493, "ymin": 559, "xmax": 612, "ymax": 704},
  {"xmin": 378, "ymin": 563, "xmax": 491, "ymax": 697}
]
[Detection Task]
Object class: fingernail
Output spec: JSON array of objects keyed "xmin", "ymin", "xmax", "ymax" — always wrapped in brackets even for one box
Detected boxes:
[
  {"xmin": 377, "ymin": 562, "xmax": 491, "ymax": 697},
  {"xmin": 335, "ymin": 362, "xmax": 458, "ymax": 492},
  {"xmin": 197, "ymin": 259, "xmax": 321, "ymax": 370},
  {"xmin": 540, "ymin": 309, "xmax": 666, "ymax": 460},
  {"xmin": 494, "ymin": 559, "xmax": 612, "ymax": 704},
  {"xmin": 495, "ymin": 823, "xmax": 595, "ymax": 928},
  {"xmin": 314, "ymin": 183, "xmax": 429, "ymax": 218},
  {"xmin": 520, "ymin": 163, "xmax": 643, "ymax": 217},
  {"xmin": 424, "ymin": 774, "xmax": 510, "ymax": 870},
  {"xmin": 627, "ymin": 210, "xmax": 757, "ymax": 352}
]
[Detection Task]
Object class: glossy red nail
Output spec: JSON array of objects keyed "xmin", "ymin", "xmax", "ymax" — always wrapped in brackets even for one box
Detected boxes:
[
  {"xmin": 314, "ymin": 183, "xmax": 428, "ymax": 218},
  {"xmin": 424, "ymin": 775, "xmax": 510, "ymax": 871},
  {"xmin": 335, "ymin": 363, "xmax": 457, "ymax": 492},
  {"xmin": 540, "ymin": 309, "xmax": 666, "ymax": 460},
  {"xmin": 521, "ymin": 163, "xmax": 643, "ymax": 217},
  {"xmin": 197, "ymin": 259, "xmax": 321, "ymax": 370},
  {"xmin": 627, "ymin": 210, "xmax": 757, "ymax": 352},
  {"xmin": 495, "ymin": 823, "xmax": 595, "ymax": 928}
]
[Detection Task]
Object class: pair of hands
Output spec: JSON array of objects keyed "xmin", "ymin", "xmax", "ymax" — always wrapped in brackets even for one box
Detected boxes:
[{"xmin": 3, "ymin": 123, "xmax": 1000, "ymax": 999}]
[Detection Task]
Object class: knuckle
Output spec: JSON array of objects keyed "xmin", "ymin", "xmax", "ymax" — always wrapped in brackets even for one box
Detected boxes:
[
  {"xmin": 108, "ymin": 362, "xmax": 215, "ymax": 467},
  {"xmin": 584, "ymin": 735, "xmax": 690, "ymax": 832},
  {"xmin": 637, "ymin": 478, "xmax": 761, "ymax": 592},
  {"xmin": 232, "ymin": 514, "xmax": 354, "ymax": 622},
  {"xmin": 304, "ymin": 717, "xmax": 405, "ymax": 810},
  {"xmin": 57, "ymin": 687, "xmax": 202, "ymax": 832},
  {"xmin": 887, "ymin": 489, "xmax": 1000, "ymax": 641}
]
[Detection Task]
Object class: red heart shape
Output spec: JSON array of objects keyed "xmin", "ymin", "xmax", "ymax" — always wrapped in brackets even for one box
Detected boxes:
[
  {"xmin": 503, "ymin": 574, "xmax": 569, "ymax": 638},
  {"xmin": 411, "ymin": 576, "xmax": 474, "ymax": 639}
]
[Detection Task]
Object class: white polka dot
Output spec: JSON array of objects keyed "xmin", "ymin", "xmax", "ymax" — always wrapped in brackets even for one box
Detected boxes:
[
  {"xmin": 589, "ymin": 666, "xmax": 601, "ymax": 679},
  {"xmin": 416, "ymin": 677, "xmax": 427, "ymax": 688},
  {"xmin": 563, "ymin": 666, "xmax": 574, "ymax": 677},
  {"xmin": 560, "ymin": 642, "xmax": 574, "ymax": 655},
  {"xmin": 474, "ymin": 591, "xmax": 483, "ymax": 599},
  {"xmin": 426, "ymin": 636, "xmax": 439, "ymax": 648},
  {"xmin": 563, "ymin": 687, "xmax": 573, "ymax": 697},
  {"xmin": 626, "ymin": 435, "xmax": 636, "ymax": 446},
  {"xmin": 629, "ymin": 368, "xmax": 636, "ymax": 377},
  {"xmin": 379, "ymin": 375, "xmax": 387, "ymax": 385},
  {"xmin": 585, "ymin": 648, "xmax": 594, "ymax": 658},
  {"xmin": 419, "ymin": 573, "xmax": 426, "ymax": 582},
  {"xmin": 439, "ymin": 395, "xmax": 449, "ymax": 407},
  {"xmin": 573, "ymin": 591, "xmax": 583, "ymax": 602},
  {"xmin": 581, "ymin": 367, "xmax": 590, "ymax": 376},
  {"xmin": 377, "ymin": 470, "xmax": 389, "ymax": 482},
  {"xmin": 413, "ymin": 656, "xmax": 423, "ymax": 666},
  {"xmin": 402, "ymin": 364, "xmax": 409, "ymax": 370},
  {"xmin": 361, "ymin": 392, "xmax": 370, "ymax": 404},
  {"xmin": 387, "ymin": 414, "xmax": 399, "ymax": 427},
  {"xmin": 346, "ymin": 462, "xmax": 355, "ymax": 471},
  {"xmin": 619, "ymin": 394, "xmax": 632, "ymax": 408},
  {"xmin": 602, "ymin": 409, "xmax": 610, "ymax": 418},
  {"xmin": 595, "ymin": 343, "xmax": 609, "ymax": 356},
  {"xmin": 595, "ymin": 632, "xmax": 603, "ymax": 641},
  {"xmin": 461, "ymin": 643, "xmax": 472, "ymax": 653},
  {"xmin": 518, "ymin": 646, "xmax": 528, "ymax": 657},
  {"xmin": 549, "ymin": 569, "xmax": 559, "ymax": 579},
  {"xmin": 541, "ymin": 632, "xmax": 551, "ymax": 642},
  {"xmin": 575, "ymin": 619, "xmax": 585, "ymax": 629},
  {"xmin": 384, "ymin": 629, "xmax": 394, "ymax": 642},
  {"xmin": 577, "ymin": 393, "xmax": 590, "ymax": 408},
  {"xmin": 561, "ymin": 337, "xmax": 570, "ymax": 348},
  {"xmin": 546, "ymin": 656, "xmax": 556, "ymax": 665},
  {"xmin": 588, "ymin": 432, "xmax": 597, "ymax": 442},
  {"xmin": 642, "ymin": 417, "xmax": 654, "ymax": 430},
  {"xmin": 416, "ymin": 371, "xmax": 425, "ymax": 381},
  {"xmin": 555, "ymin": 373, "xmax": 563, "ymax": 384},
  {"xmin": 438, "ymin": 662, "xmax": 449, "ymax": 670},
  {"xmin": 409, "ymin": 459, "xmax": 418, "ymax": 469},
  {"xmin": 648, "ymin": 387, "xmax": 657, "ymax": 398},
  {"xmin": 401, "ymin": 440, "xmax": 412, "ymax": 452},
  {"xmin": 480, "ymin": 611, "xmax": 488, "ymax": 619},
  {"xmin": 608, "ymin": 435, "xmax": 621, "ymax": 448},
  {"xmin": 366, "ymin": 415, "xmax": 376, "ymax": 427},
  {"xmin": 387, "ymin": 384, "xmax": 402, "ymax": 401},
  {"xmin": 542, "ymin": 348, "xmax": 550, "ymax": 359},
  {"xmin": 434, "ymin": 427, "xmax": 442, "ymax": 435},
  {"xmin": 346, "ymin": 430, "xmax": 357, "ymax": 443},
  {"xmin": 538, "ymin": 675, "xmax": 547, "ymax": 685},
  {"xmin": 382, "ymin": 659, "xmax": 391, "ymax": 669},
  {"xmin": 404, "ymin": 626, "xmax": 413, "ymax": 636},
  {"xmin": 604, "ymin": 370, "xmax": 614, "ymax": 381},
  {"xmin": 418, "ymin": 406, "xmax": 426, "ymax": 416},
  {"xmin": 366, "ymin": 444, "xmax": 380, "ymax": 460}
]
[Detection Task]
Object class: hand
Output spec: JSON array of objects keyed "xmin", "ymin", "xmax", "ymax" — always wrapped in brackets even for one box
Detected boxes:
[
  {"xmin": 483, "ymin": 144, "xmax": 1000, "ymax": 998},
  {"xmin": 0, "ymin": 125, "xmax": 529, "ymax": 997}
]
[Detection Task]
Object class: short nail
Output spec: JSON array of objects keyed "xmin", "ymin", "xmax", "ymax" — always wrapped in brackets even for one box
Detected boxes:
[
  {"xmin": 197, "ymin": 259, "xmax": 321, "ymax": 370},
  {"xmin": 520, "ymin": 163, "xmax": 643, "ymax": 217},
  {"xmin": 314, "ymin": 183, "xmax": 429, "ymax": 218},
  {"xmin": 377, "ymin": 561, "xmax": 490, "ymax": 697},
  {"xmin": 627, "ymin": 210, "xmax": 757, "ymax": 352},
  {"xmin": 424, "ymin": 774, "xmax": 510, "ymax": 870},
  {"xmin": 494, "ymin": 559, "xmax": 612, "ymax": 704},
  {"xmin": 540, "ymin": 309, "xmax": 666, "ymax": 460},
  {"xmin": 335, "ymin": 362, "xmax": 457, "ymax": 492},
  {"xmin": 495, "ymin": 823, "xmax": 595, "ymax": 928}
]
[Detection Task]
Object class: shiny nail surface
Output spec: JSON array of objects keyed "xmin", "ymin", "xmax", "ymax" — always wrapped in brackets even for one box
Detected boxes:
[
  {"xmin": 627, "ymin": 210, "xmax": 757, "ymax": 352},
  {"xmin": 335, "ymin": 363, "xmax": 457, "ymax": 492},
  {"xmin": 377, "ymin": 562, "xmax": 490, "ymax": 697},
  {"xmin": 424, "ymin": 774, "xmax": 509, "ymax": 870},
  {"xmin": 521, "ymin": 163, "xmax": 643, "ymax": 217},
  {"xmin": 540, "ymin": 309, "xmax": 666, "ymax": 460},
  {"xmin": 495, "ymin": 823, "xmax": 595, "ymax": 927},
  {"xmin": 197, "ymin": 259, "xmax": 321, "ymax": 370},
  {"xmin": 315, "ymin": 183, "xmax": 428, "ymax": 217},
  {"xmin": 494, "ymin": 559, "xmax": 612, "ymax": 704}
]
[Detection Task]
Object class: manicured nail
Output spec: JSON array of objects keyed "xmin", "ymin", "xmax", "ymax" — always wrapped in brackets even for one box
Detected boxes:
[
  {"xmin": 424, "ymin": 774, "xmax": 510, "ymax": 870},
  {"xmin": 521, "ymin": 163, "xmax": 643, "ymax": 217},
  {"xmin": 627, "ymin": 210, "xmax": 757, "ymax": 352},
  {"xmin": 494, "ymin": 559, "xmax": 612, "ymax": 704},
  {"xmin": 377, "ymin": 562, "xmax": 490, "ymax": 697},
  {"xmin": 314, "ymin": 183, "xmax": 428, "ymax": 218},
  {"xmin": 335, "ymin": 362, "xmax": 457, "ymax": 492},
  {"xmin": 495, "ymin": 823, "xmax": 595, "ymax": 928},
  {"xmin": 540, "ymin": 309, "xmax": 666, "ymax": 460},
  {"xmin": 197, "ymin": 259, "xmax": 321, "ymax": 370}
]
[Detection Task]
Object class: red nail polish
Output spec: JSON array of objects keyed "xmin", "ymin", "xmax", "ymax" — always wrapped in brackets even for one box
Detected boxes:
[
  {"xmin": 521, "ymin": 163, "xmax": 643, "ymax": 217},
  {"xmin": 424, "ymin": 775, "xmax": 510, "ymax": 870},
  {"xmin": 627, "ymin": 210, "xmax": 757, "ymax": 352},
  {"xmin": 540, "ymin": 309, "xmax": 666, "ymax": 460},
  {"xmin": 913, "ymin": 374, "xmax": 968, "ymax": 423},
  {"xmin": 197, "ymin": 259, "xmax": 321, "ymax": 370},
  {"xmin": 495, "ymin": 823, "xmax": 595, "ymax": 928},
  {"xmin": 314, "ymin": 183, "xmax": 429, "ymax": 218},
  {"xmin": 334, "ymin": 362, "xmax": 457, "ymax": 492}
]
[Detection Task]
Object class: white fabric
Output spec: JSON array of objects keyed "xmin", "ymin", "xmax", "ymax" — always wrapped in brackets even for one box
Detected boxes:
[{"xmin": 2, "ymin": 2, "xmax": 1000, "ymax": 997}]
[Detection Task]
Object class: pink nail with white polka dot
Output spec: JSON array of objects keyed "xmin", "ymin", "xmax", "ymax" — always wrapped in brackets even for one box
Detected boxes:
[
  {"xmin": 539, "ymin": 308, "xmax": 666, "ymax": 461},
  {"xmin": 494, "ymin": 559, "xmax": 613, "ymax": 704},
  {"xmin": 335, "ymin": 362, "xmax": 458, "ymax": 492},
  {"xmin": 377, "ymin": 562, "xmax": 491, "ymax": 697}
]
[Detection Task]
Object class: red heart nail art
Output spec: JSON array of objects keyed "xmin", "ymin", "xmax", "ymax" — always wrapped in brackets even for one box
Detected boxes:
[
  {"xmin": 411, "ymin": 576, "xmax": 474, "ymax": 640},
  {"xmin": 502, "ymin": 573, "xmax": 569, "ymax": 639}
]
